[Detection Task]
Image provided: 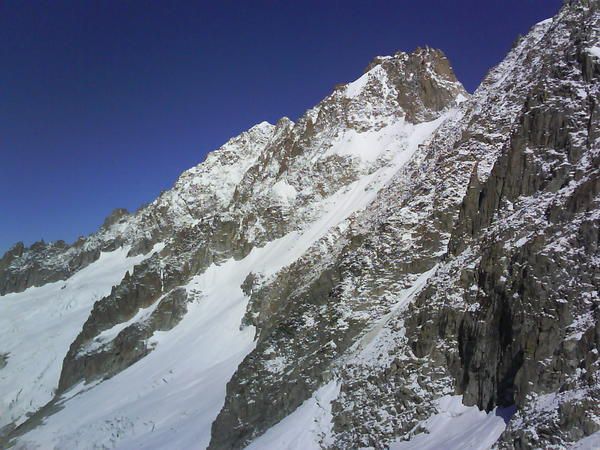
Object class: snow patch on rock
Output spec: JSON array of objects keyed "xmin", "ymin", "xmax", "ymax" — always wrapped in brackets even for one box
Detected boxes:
[
  {"xmin": 246, "ymin": 381, "xmax": 340, "ymax": 450},
  {"xmin": 389, "ymin": 396, "xmax": 508, "ymax": 450}
]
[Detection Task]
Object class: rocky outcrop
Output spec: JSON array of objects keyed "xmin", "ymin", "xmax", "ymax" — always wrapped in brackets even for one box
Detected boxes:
[
  {"xmin": 101, "ymin": 208, "xmax": 130, "ymax": 230},
  {"xmin": 0, "ymin": 221, "xmax": 125, "ymax": 296},
  {"xmin": 59, "ymin": 286, "xmax": 190, "ymax": 391},
  {"xmin": 56, "ymin": 216, "xmax": 260, "ymax": 392},
  {"xmin": 0, "ymin": 240, "xmax": 75, "ymax": 295}
]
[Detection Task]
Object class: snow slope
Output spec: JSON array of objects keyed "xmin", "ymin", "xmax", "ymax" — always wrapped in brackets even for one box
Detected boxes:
[
  {"xmin": 0, "ymin": 244, "xmax": 163, "ymax": 431},
  {"xmin": 245, "ymin": 381, "xmax": 340, "ymax": 450},
  {"xmin": 569, "ymin": 431, "xmax": 600, "ymax": 450},
  {"xmin": 389, "ymin": 396, "xmax": 508, "ymax": 450},
  {"xmin": 324, "ymin": 116, "xmax": 444, "ymax": 164}
]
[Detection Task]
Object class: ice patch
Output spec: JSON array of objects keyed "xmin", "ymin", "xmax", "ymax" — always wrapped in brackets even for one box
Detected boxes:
[
  {"xmin": 455, "ymin": 93, "xmax": 468, "ymax": 104},
  {"xmin": 537, "ymin": 17, "xmax": 553, "ymax": 26}
]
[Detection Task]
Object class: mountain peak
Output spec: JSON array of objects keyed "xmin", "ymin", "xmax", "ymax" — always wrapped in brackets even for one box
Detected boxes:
[
  {"xmin": 364, "ymin": 46, "xmax": 451, "ymax": 72},
  {"xmin": 343, "ymin": 46, "xmax": 467, "ymax": 124}
]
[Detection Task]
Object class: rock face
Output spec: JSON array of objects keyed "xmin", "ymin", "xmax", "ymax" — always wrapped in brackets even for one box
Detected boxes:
[
  {"xmin": 409, "ymin": 3, "xmax": 600, "ymax": 448},
  {"xmin": 207, "ymin": 48, "xmax": 468, "ymax": 450},
  {"xmin": 1, "ymin": 1, "xmax": 599, "ymax": 449}
]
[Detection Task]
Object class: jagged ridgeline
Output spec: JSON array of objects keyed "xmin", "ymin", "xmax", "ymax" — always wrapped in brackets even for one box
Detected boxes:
[{"xmin": 1, "ymin": 1, "xmax": 599, "ymax": 449}]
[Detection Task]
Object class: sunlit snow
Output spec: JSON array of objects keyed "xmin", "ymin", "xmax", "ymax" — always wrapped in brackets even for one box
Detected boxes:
[{"xmin": 0, "ymin": 244, "xmax": 163, "ymax": 430}]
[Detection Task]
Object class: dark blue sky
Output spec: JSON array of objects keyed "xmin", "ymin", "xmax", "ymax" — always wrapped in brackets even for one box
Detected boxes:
[{"xmin": 1, "ymin": 0, "xmax": 562, "ymax": 253}]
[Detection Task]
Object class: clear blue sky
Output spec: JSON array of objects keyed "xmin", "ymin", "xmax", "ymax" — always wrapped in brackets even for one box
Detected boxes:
[{"xmin": 0, "ymin": 0, "xmax": 562, "ymax": 253}]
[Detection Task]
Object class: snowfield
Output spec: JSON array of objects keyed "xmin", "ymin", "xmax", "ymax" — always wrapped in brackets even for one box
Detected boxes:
[{"xmin": 0, "ymin": 244, "xmax": 163, "ymax": 431}]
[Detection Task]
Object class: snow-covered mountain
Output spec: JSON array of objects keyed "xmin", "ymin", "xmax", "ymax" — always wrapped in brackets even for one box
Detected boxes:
[{"xmin": 1, "ymin": 1, "xmax": 599, "ymax": 449}]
